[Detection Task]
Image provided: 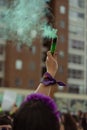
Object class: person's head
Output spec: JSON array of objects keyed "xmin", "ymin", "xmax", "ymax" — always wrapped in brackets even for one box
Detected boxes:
[
  {"xmin": 13, "ymin": 93, "xmax": 60, "ymax": 130},
  {"xmin": 0, "ymin": 113, "xmax": 12, "ymax": 130},
  {"xmin": 61, "ymin": 113, "xmax": 78, "ymax": 130},
  {"xmin": 77, "ymin": 110, "xmax": 82, "ymax": 117}
]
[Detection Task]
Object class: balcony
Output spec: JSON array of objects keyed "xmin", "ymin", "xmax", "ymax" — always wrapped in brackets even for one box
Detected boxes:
[
  {"xmin": 67, "ymin": 78, "xmax": 84, "ymax": 86},
  {"xmin": 68, "ymin": 63, "xmax": 84, "ymax": 70}
]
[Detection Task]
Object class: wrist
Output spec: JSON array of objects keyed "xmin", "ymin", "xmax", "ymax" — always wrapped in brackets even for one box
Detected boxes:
[
  {"xmin": 41, "ymin": 72, "xmax": 66, "ymax": 86},
  {"xmin": 47, "ymin": 71, "xmax": 56, "ymax": 78},
  {"xmin": 41, "ymin": 72, "xmax": 56, "ymax": 86}
]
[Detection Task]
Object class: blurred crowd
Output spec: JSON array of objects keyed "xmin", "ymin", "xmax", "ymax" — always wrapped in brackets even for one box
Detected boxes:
[
  {"xmin": 0, "ymin": 103, "xmax": 87, "ymax": 130},
  {"xmin": 60, "ymin": 110, "xmax": 87, "ymax": 130}
]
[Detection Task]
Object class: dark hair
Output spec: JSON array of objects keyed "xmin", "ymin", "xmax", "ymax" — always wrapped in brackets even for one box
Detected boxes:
[
  {"xmin": 0, "ymin": 114, "xmax": 12, "ymax": 126},
  {"xmin": 62, "ymin": 113, "xmax": 78, "ymax": 130},
  {"xmin": 13, "ymin": 93, "xmax": 60, "ymax": 130}
]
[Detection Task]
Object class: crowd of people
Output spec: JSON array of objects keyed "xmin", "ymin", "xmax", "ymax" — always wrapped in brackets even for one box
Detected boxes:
[
  {"xmin": 0, "ymin": 51, "xmax": 87, "ymax": 130},
  {"xmin": 0, "ymin": 105, "xmax": 87, "ymax": 130}
]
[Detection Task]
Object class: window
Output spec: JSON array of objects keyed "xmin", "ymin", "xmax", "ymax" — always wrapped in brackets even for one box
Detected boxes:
[
  {"xmin": 69, "ymin": 25, "xmax": 84, "ymax": 37},
  {"xmin": 15, "ymin": 60, "xmax": 23, "ymax": 70},
  {"xmin": 59, "ymin": 20, "xmax": 65, "ymax": 28},
  {"xmin": 59, "ymin": 51, "xmax": 65, "ymax": 58},
  {"xmin": 78, "ymin": 0, "xmax": 84, "ymax": 8},
  {"xmin": 0, "ymin": 62, "xmax": 3, "ymax": 71},
  {"xmin": 68, "ymin": 54, "xmax": 83, "ymax": 64},
  {"xmin": 59, "ymin": 35, "xmax": 65, "ymax": 43},
  {"xmin": 29, "ymin": 61, "xmax": 36, "ymax": 71},
  {"xmin": 28, "ymin": 80, "xmax": 35, "ymax": 88},
  {"xmin": 16, "ymin": 44, "xmax": 22, "ymax": 52},
  {"xmin": 69, "ymin": 0, "xmax": 78, "ymax": 7},
  {"xmin": 58, "ymin": 85, "xmax": 64, "ymax": 91},
  {"xmin": 58, "ymin": 65, "xmax": 64, "ymax": 73},
  {"xmin": 15, "ymin": 78, "xmax": 22, "ymax": 86},
  {"xmin": 0, "ymin": 78, "xmax": 4, "ymax": 87},
  {"xmin": 68, "ymin": 84, "xmax": 79, "ymax": 93},
  {"xmin": 69, "ymin": 0, "xmax": 84, "ymax": 8},
  {"xmin": 0, "ymin": 45, "xmax": 4, "ymax": 54},
  {"xmin": 59, "ymin": 6, "xmax": 66, "ymax": 14},
  {"xmin": 31, "ymin": 46, "xmax": 36, "ymax": 54},
  {"xmin": 69, "ymin": 11, "xmax": 84, "ymax": 21},
  {"xmin": 69, "ymin": 39, "xmax": 84, "ymax": 50},
  {"xmin": 68, "ymin": 69, "xmax": 84, "ymax": 79}
]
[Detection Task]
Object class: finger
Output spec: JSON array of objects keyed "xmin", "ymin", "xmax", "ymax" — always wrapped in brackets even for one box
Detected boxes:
[
  {"xmin": 47, "ymin": 51, "xmax": 53, "ymax": 60},
  {"xmin": 53, "ymin": 52, "xmax": 58, "ymax": 60},
  {"xmin": 47, "ymin": 51, "xmax": 51, "ymax": 56}
]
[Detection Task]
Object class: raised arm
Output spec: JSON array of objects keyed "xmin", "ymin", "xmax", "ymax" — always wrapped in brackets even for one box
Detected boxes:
[{"xmin": 35, "ymin": 51, "xmax": 58, "ymax": 96}]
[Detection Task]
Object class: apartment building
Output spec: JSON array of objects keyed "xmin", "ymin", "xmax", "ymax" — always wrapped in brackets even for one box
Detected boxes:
[
  {"xmin": 68, "ymin": 0, "xmax": 87, "ymax": 94},
  {"xmin": 49, "ymin": 0, "xmax": 87, "ymax": 94},
  {"xmin": 0, "ymin": 0, "xmax": 87, "ymax": 95}
]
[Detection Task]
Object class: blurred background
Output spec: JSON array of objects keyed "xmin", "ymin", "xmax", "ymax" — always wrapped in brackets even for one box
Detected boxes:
[{"xmin": 0, "ymin": 0, "xmax": 87, "ymax": 113}]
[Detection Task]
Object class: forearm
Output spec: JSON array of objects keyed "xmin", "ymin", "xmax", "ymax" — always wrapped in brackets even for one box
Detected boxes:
[
  {"xmin": 35, "ymin": 72, "xmax": 56, "ymax": 96},
  {"xmin": 35, "ymin": 51, "xmax": 58, "ymax": 96},
  {"xmin": 34, "ymin": 83, "xmax": 51, "ymax": 96}
]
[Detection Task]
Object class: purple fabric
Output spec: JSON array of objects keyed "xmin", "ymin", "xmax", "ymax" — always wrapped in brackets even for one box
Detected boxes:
[
  {"xmin": 41, "ymin": 72, "xmax": 66, "ymax": 86},
  {"xmin": 24, "ymin": 93, "xmax": 59, "ymax": 120}
]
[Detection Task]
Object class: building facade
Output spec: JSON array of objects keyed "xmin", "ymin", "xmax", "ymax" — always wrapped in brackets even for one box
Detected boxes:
[
  {"xmin": 43, "ymin": 0, "xmax": 87, "ymax": 94},
  {"xmin": 0, "ymin": 0, "xmax": 87, "ymax": 95},
  {"xmin": 68, "ymin": 0, "xmax": 87, "ymax": 94}
]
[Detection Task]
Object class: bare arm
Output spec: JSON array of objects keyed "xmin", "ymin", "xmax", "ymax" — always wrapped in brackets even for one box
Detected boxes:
[{"xmin": 35, "ymin": 51, "xmax": 58, "ymax": 96}]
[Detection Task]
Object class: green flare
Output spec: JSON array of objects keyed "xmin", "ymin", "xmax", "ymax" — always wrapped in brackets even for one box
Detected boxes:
[{"xmin": 50, "ymin": 37, "xmax": 57, "ymax": 54}]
